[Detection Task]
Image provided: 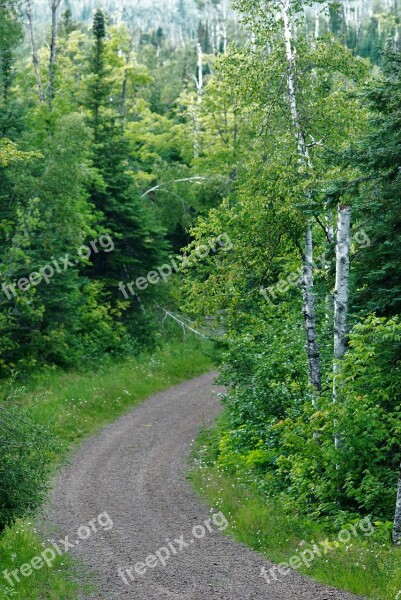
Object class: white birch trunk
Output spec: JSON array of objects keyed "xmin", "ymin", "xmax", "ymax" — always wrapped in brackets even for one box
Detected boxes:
[
  {"xmin": 333, "ymin": 204, "xmax": 351, "ymax": 447},
  {"xmin": 393, "ymin": 464, "xmax": 401, "ymax": 544},
  {"xmin": 26, "ymin": 0, "xmax": 45, "ymax": 102},
  {"xmin": 48, "ymin": 0, "xmax": 62, "ymax": 111},
  {"xmin": 196, "ymin": 42, "xmax": 203, "ymax": 104},
  {"xmin": 302, "ymin": 221, "xmax": 322, "ymax": 395},
  {"xmin": 315, "ymin": 11, "xmax": 320, "ymax": 39},
  {"xmin": 190, "ymin": 94, "xmax": 200, "ymax": 159},
  {"xmin": 333, "ymin": 205, "xmax": 351, "ymax": 365},
  {"xmin": 282, "ymin": 0, "xmax": 321, "ymax": 393}
]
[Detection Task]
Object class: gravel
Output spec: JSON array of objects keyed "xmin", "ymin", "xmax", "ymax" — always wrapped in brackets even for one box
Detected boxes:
[{"xmin": 45, "ymin": 371, "xmax": 363, "ymax": 600}]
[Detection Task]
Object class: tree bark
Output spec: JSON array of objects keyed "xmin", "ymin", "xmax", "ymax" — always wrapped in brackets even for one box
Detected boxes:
[
  {"xmin": 333, "ymin": 205, "xmax": 351, "ymax": 364},
  {"xmin": 302, "ymin": 221, "xmax": 322, "ymax": 395},
  {"xmin": 393, "ymin": 463, "xmax": 401, "ymax": 545},
  {"xmin": 26, "ymin": 0, "xmax": 45, "ymax": 102},
  {"xmin": 195, "ymin": 42, "xmax": 203, "ymax": 104},
  {"xmin": 282, "ymin": 0, "xmax": 321, "ymax": 393},
  {"xmin": 48, "ymin": 0, "xmax": 62, "ymax": 111},
  {"xmin": 333, "ymin": 204, "xmax": 351, "ymax": 446},
  {"xmin": 190, "ymin": 94, "xmax": 200, "ymax": 159}
]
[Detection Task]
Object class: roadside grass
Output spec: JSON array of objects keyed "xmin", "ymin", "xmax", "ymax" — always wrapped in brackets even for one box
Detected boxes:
[
  {"xmin": 189, "ymin": 425, "xmax": 401, "ymax": 600},
  {"xmin": 0, "ymin": 337, "xmax": 215, "ymax": 600},
  {"xmin": 25, "ymin": 337, "xmax": 215, "ymax": 445},
  {"xmin": 0, "ymin": 521, "xmax": 94, "ymax": 599}
]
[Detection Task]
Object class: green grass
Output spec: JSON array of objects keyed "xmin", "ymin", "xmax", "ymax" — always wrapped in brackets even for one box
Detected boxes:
[
  {"xmin": 0, "ymin": 337, "xmax": 214, "ymax": 599},
  {"xmin": 189, "ymin": 426, "xmax": 401, "ymax": 600},
  {"xmin": 25, "ymin": 338, "xmax": 215, "ymax": 446}
]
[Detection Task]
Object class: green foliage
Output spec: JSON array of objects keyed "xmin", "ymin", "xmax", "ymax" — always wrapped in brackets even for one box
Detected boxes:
[
  {"xmin": 1, "ymin": 1, "xmax": 401, "ymax": 597},
  {"xmin": 190, "ymin": 461, "xmax": 401, "ymax": 600},
  {"xmin": 0, "ymin": 337, "xmax": 213, "ymax": 598},
  {"xmin": 348, "ymin": 45, "xmax": 401, "ymax": 316},
  {"xmin": 0, "ymin": 521, "xmax": 83, "ymax": 600},
  {"xmin": 0, "ymin": 383, "xmax": 60, "ymax": 531},
  {"xmin": 181, "ymin": 0, "xmax": 401, "ymax": 568},
  {"xmin": 205, "ymin": 315, "xmax": 401, "ymax": 523}
]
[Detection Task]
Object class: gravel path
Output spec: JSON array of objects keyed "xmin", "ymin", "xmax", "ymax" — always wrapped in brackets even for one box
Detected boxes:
[{"xmin": 46, "ymin": 371, "xmax": 362, "ymax": 600}]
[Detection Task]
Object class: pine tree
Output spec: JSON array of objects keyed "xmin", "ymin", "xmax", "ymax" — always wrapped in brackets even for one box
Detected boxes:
[
  {"xmin": 350, "ymin": 43, "xmax": 401, "ymax": 316},
  {"xmin": 84, "ymin": 9, "xmax": 168, "ymax": 336}
]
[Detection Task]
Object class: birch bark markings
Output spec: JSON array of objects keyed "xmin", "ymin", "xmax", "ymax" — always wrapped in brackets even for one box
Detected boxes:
[
  {"xmin": 282, "ymin": 0, "xmax": 322, "ymax": 393},
  {"xmin": 191, "ymin": 42, "xmax": 204, "ymax": 159},
  {"xmin": 333, "ymin": 205, "xmax": 351, "ymax": 447},
  {"xmin": 393, "ymin": 464, "xmax": 401, "ymax": 544},
  {"xmin": 302, "ymin": 223, "xmax": 322, "ymax": 395},
  {"xmin": 333, "ymin": 206, "xmax": 351, "ymax": 368}
]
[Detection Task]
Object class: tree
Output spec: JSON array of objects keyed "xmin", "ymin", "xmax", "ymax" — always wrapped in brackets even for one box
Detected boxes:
[
  {"xmin": 83, "ymin": 10, "xmax": 169, "ymax": 338},
  {"xmin": 0, "ymin": 0, "xmax": 23, "ymax": 135},
  {"xmin": 48, "ymin": 0, "xmax": 63, "ymax": 110}
]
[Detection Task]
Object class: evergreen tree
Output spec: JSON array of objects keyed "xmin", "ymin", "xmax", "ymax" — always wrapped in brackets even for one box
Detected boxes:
[
  {"xmin": 350, "ymin": 43, "xmax": 401, "ymax": 316},
  {"xmin": 84, "ymin": 9, "xmax": 168, "ymax": 337}
]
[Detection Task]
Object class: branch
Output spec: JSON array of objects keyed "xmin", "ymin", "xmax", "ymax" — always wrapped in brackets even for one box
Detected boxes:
[
  {"xmin": 160, "ymin": 308, "xmax": 209, "ymax": 338},
  {"xmin": 315, "ymin": 215, "xmax": 335, "ymax": 244},
  {"xmin": 141, "ymin": 177, "xmax": 207, "ymax": 198}
]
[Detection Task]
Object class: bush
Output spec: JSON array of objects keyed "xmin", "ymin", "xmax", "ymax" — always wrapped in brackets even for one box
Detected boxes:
[
  {"xmin": 0, "ymin": 382, "xmax": 61, "ymax": 531},
  {"xmin": 213, "ymin": 314, "xmax": 401, "ymax": 523}
]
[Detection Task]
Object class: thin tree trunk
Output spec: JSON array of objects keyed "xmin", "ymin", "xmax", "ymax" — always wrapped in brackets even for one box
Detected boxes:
[
  {"xmin": 195, "ymin": 42, "xmax": 203, "ymax": 104},
  {"xmin": 315, "ymin": 11, "xmax": 320, "ymax": 39},
  {"xmin": 393, "ymin": 464, "xmax": 401, "ymax": 545},
  {"xmin": 26, "ymin": 0, "xmax": 45, "ymax": 102},
  {"xmin": 190, "ymin": 94, "xmax": 200, "ymax": 159},
  {"xmin": 282, "ymin": 0, "xmax": 322, "ymax": 393},
  {"xmin": 333, "ymin": 204, "xmax": 351, "ymax": 446},
  {"xmin": 190, "ymin": 42, "xmax": 203, "ymax": 159},
  {"xmin": 48, "ymin": 0, "xmax": 62, "ymax": 111},
  {"xmin": 333, "ymin": 205, "xmax": 351, "ymax": 364},
  {"xmin": 302, "ymin": 221, "xmax": 322, "ymax": 395}
]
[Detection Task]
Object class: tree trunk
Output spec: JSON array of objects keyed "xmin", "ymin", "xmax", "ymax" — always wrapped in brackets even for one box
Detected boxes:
[
  {"xmin": 26, "ymin": 0, "xmax": 45, "ymax": 102},
  {"xmin": 333, "ymin": 204, "xmax": 351, "ymax": 446},
  {"xmin": 333, "ymin": 205, "xmax": 351, "ymax": 364},
  {"xmin": 282, "ymin": 0, "xmax": 321, "ymax": 393},
  {"xmin": 302, "ymin": 221, "xmax": 322, "ymax": 396},
  {"xmin": 393, "ymin": 463, "xmax": 401, "ymax": 545},
  {"xmin": 48, "ymin": 0, "xmax": 62, "ymax": 111},
  {"xmin": 190, "ymin": 94, "xmax": 200, "ymax": 159},
  {"xmin": 196, "ymin": 42, "xmax": 203, "ymax": 104}
]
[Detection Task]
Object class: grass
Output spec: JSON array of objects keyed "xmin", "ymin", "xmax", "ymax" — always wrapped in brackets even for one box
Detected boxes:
[
  {"xmin": 189, "ymin": 426, "xmax": 401, "ymax": 600},
  {"xmin": 0, "ymin": 337, "xmax": 215, "ymax": 599},
  {"xmin": 25, "ymin": 338, "xmax": 215, "ymax": 445}
]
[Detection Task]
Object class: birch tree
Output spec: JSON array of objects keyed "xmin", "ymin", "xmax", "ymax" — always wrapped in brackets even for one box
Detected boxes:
[
  {"xmin": 190, "ymin": 42, "xmax": 204, "ymax": 159},
  {"xmin": 47, "ymin": 0, "xmax": 62, "ymax": 110},
  {"xmin": 280, "ymin": 0, "xmax": 322, "ymax": 392},
  {"xmin": 25, "ymin": 0, "xmax": 45, "ymax": 101},
  {"xmin": 333, "ymin": 204, "xmax": 351, "ymax": 443},
  {"xmin": 393, "ymin": 467, "xmax": 401, "ymax": 545}
]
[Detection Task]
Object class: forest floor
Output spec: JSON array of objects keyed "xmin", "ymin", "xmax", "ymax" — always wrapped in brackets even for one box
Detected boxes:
[{"xmin": 44, "ymin": 372, "xmax": 362, "ymax": 600}]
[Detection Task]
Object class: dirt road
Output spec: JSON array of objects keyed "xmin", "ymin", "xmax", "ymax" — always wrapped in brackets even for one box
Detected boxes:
[{"xmin": 47, "ymin": 372, "xmax": 361, "ymax": 599}]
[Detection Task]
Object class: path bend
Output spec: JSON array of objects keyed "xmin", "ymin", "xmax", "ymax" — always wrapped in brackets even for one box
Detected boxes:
[{"xmin": 47, "ymin": 372, "xmax": 361, "ymax": 600}]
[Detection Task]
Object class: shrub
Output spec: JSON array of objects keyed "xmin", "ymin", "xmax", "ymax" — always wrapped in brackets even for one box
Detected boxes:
[{"xmin": 0, "ymin": 382, "xmax": 61, "ymax": 531}]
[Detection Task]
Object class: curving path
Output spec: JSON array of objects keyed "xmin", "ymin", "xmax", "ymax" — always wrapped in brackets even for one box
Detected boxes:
[{"xmin": 46, "ymin": 372, "xmax": 362, "ymax": 600}]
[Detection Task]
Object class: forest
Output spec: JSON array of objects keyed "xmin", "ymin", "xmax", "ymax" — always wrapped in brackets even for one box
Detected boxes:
[{"xmin": 1, "ymin": 0, "xmax": 401, "ymax": 598}]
